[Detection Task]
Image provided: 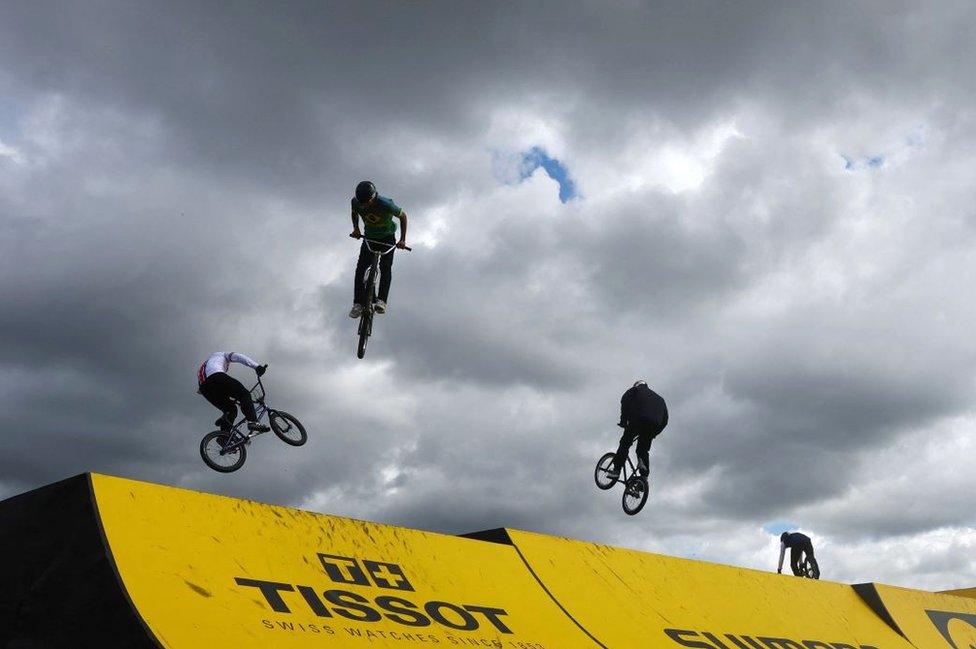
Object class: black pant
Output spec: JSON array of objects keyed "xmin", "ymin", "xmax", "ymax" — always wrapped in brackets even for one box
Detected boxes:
[
  {"xmin": 791, "ymin": 540, "xmax": 820, "ymax": 578},
  {"xmin": 354, "ymin": 235, "xmax": 396, "ymax": 306},
  {"xmin": 199, "ymin": 372, "xmax": 258, "ymax": 427},
  {"xmin": 613, "ymin": 418, "xmax": 662, "ymax": 474}
]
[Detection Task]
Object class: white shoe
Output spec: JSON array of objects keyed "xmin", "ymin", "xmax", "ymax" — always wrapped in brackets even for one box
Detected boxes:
[
  {"xmin": 349, "ymin": 304, "xmax": 363, "ymax": 318},
  {"xmin": 374, "ymin": 299, "xmax": 387, "ymax": 314}
]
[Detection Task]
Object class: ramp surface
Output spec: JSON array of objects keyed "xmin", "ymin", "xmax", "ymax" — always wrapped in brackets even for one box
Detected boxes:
[
  {"xmin": 855, "ymin": 583, "xmax": 976, "ymax": 648},
  {"xmin": 939, "ymin": 587, "xmax": 976, "ymax": 599},
  {"xmin": 495, "ymin": 528, "xmax": 915, "ymax": 649},
  {"xmin": 5, "ymin": 473, "xmax": 975, "ymax": 649},
  {"xmin": 1, "ymin": 474, "xmax": 598, "ymax": 648}
]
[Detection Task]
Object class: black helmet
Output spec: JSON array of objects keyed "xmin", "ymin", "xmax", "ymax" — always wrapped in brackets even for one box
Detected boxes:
[
  {"xmin": 633, "ymin": 380, "xmax": 647, "ymax": 388},
  {"xmin": 355, "ymin": 180, "xmax": 377, "ymax": 203},
  {"xmin": 780, "ymin": 532, "xmax": 790, "ymax": 543}
]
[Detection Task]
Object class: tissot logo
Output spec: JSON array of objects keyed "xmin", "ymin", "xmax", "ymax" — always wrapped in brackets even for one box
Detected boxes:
[
  {"xmin": 926, "ymin": 610, "xmax": 976, "ymax": 649},
  {"xmin": 318, "ymin": 553, "xmax": 414, "ymax": 591},
  {"xmin": 234, "ymin": 553, "xmax": 513, "ymax": 634}
]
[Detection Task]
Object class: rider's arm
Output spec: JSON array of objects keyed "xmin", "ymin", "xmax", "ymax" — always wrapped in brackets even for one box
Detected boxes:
[
  {"xmin": 777, "ymin": 543, "xmax": 786, "ymax": 573},
  {"xmin": 228, "ymin": 352, "xmax": 260, "ymax": 370},
  {"xmin": 395, "ymin": 210, "xmax": 407, "ymax": 247},
  {"xmin": 350, "ymin": 207, "xmax": 362, "ymax": 238}
]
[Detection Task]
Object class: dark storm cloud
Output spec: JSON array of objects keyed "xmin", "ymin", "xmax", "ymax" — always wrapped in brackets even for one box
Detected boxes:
[{"xmin": 2, "ymin": 0, "xmax": 976, "ymax": 588}]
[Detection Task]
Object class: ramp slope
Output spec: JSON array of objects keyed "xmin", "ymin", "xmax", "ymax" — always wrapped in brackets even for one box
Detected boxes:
[
  {"xmin": 89, "ymin": 473, "xmax": 598, "ymax": 648},
  {"xmin": 5, "ymin": 473, "xmax": 975, "ymax": 649},
  {"xmin": 0, "ymin": 474, "xmax": 155, "ymax": 647},
  {"xmin": 855, "ymin": 583, "xmax": 976, "ymax": 648},
  {"xmin": 492, "ymin": 528, "xmax": 916, "ymax": 649},
  {"xmin": 939, "ymin": 587, "xmax": 976, "ymax": 599}
]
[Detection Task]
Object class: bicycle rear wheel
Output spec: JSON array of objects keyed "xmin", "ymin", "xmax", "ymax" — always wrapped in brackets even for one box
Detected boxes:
[
  {"xmin": 622, "ymin": 475, "xmax": 649, "ymax": 515},
  {"xmin": 200, "ymin": 431, "xmax": 247, "ymax": 473},
  {"xmin": 269, "ymin": 410, "xmax": 308, "ymax": 446},
  {"xmin": 594, "ymin": 452, "xmax": 617, "ymax": 490}
]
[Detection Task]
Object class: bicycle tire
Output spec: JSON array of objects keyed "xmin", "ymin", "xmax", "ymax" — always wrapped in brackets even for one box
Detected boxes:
[
  {"xmin": 594, "ymin": 452, "xmax": 617, "ymax": 490},
  {"xmin": 622, "ymin": 475, "xmax": 649, "ymax": 515},
  {"xmin": 357, "ymin": 314, "xmax": 370, "ymax": 358},
  {"xmin": 200, "ymin": 431, "xmax": 247, "ymax": 473},
  {"xmin": 269, "ymin": 410, "xmax": 308, "ymax": 446},
  {"xmin": 799, "ymin": 556, "xmax": 819, "ymax": 579},
  {"xmin": 357, "ymin": 267, "xmax": 377, "ymax": 359}
]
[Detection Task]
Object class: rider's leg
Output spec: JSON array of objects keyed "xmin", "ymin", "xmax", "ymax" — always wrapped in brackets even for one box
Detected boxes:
[
  {"xmin": 199, "ymin": 378, "xmax": 238, "ymax": 430},
  {"xmin": 353, "ymin": 241, "xmax": 372, "ymax": 306},
  {"xmin": 790, "ymin": 547, "xmax": 803, "ymax": 576},
  {"xmin": 377, "ymin": 235, "xmax": 396, "ymax": 305},
  {"xmin": 804, "ymin": 542, "xmax": 820, "ymax": 578},
  {"xmin": 635, "ymin": 428, "xmax": 653, "ymax": 476},
  {"xmin": 207, "ymin": 372, "xmax": 261, "ymax": 423},
  {"xmin": 612, "ymin": 426, "xmax": 638, "ymax": 473}
]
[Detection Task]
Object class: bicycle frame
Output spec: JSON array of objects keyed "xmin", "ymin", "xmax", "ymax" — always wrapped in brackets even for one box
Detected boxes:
[
  {"xmin": 614, "ymin": 455, "xmax": 640, "ymax": 486},
  {"xmin": 361, "ymin": 237, "xmax": 401, "ymax": 256},
  {"xmin": 360, "ymin": 239, "xmax": 394, "ymax": 308}
]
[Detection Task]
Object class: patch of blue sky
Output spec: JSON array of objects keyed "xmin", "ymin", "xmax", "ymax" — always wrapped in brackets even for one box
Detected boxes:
[
  {"xmin": 841, "ymin": 153, "xmax": 886, "ymax": 171},
  {"xmin": 763, "ymin": 520, "xmax": 798, "ymax": 536},
  {"xmin": 519, "ymin": 146, "xmax": 579, "ymax": 202}
]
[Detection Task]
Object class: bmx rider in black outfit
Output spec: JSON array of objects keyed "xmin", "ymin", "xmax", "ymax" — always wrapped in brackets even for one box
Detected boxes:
[
  {"xmin": 606, "ymin": 380, "xmax": 668, "ymax": 480},
  {"xmin": 778, "ymin": 531, "xmax": 820, "ymax": 578}
]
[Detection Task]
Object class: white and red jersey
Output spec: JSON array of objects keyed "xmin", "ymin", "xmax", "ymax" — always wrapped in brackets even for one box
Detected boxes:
[{"xmin": 197, "ymin": 352, "xmax": 261, "ymax": 385}]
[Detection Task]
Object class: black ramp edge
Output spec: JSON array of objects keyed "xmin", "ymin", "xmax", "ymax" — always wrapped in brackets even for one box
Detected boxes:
[
  {"xmin": 463, "ymin": 528, "xmax": 605, "ymax": 647},
  {"xmin": 0, "ymin": 473, "xmax": 157, "ymax": 648},
  {"xmin": 507, "ymin": 537, "xmax": 608, "ymax": 648},
  {"xmin": 459, "ymin": 527, "xmax": 514, "ymax": 545},
  {"xmin": 853, "ymin": 582, "xmax": 909, "ymax": 641}
]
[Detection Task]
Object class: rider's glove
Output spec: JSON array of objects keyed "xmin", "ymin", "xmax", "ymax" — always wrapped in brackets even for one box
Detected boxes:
[
  {"xmin": 256, "ymin": 364, "xmax": 268, "ymax": 377},
  {"xmin": 617, "ymin": 421, "xmax": 626, "ymax": 429}
]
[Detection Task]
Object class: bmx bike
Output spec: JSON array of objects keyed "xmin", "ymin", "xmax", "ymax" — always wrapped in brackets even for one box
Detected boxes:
[
  {"xmin": 199, "ymin": 375, "xmax": 307, "ymax": 473},
  {"xmin": 354, "ymin": 237, "xmax": 411, "ymax": 359},
  {"xmin": 796, "ymin": 554, "xmax": 820, "ymax": 579},
  {"xmin": 594, "ymin": 449, "xmax": 650, "ymax": 515}
]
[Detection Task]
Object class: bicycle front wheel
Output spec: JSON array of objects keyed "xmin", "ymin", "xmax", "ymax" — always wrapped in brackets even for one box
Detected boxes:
[
  {"xmin": 200, "ymin": 431, "xmax": 247, "ymax": 473},
  {"xmin": 622, "ymin": 475, "xmax": 649, "ymax": 515},
  {"xmin": 357, "ymin": 267, "xmax": 376, "ymax": 359},
  {"xmin": 269, "ymin": 410, "xmax": 308, "ymax": 446},
  {"xmin": 594, "ymin": 452, "xmax": 617, "ymax": 490}
]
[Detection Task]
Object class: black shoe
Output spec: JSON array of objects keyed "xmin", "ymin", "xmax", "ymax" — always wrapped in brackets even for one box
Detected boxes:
[{"xmin": 248, "ymin": 422, "xmax": 270, "ymax": 433}]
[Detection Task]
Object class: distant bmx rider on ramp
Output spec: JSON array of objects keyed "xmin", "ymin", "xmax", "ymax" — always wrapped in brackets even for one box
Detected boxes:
[
  {"xmin": 778, "ymin": 531, "xmax": 820, "ymax": 578},
  {"xmin": 197, "ymin": 351, "xmax": 270, "ymax": 434},
  {"xmin": 606, "ymin": 380, "xmax": 668, "ymax": 481}
]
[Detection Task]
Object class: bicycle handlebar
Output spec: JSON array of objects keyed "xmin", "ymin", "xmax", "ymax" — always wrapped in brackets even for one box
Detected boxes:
[{"xmin": 359, "ymin": 237, "xmax": 412, "ymax": 253}]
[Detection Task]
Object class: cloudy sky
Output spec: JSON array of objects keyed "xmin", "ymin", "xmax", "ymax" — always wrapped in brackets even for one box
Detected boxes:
[{"xmin": 2, "ymin": 1, "xmax": 976, "ymax": 590}]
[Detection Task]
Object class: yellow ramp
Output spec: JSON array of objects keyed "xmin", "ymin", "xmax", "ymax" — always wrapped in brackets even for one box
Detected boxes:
[
  {"xmin": 854, "ymin": 583, "xmax": 976, "ymax": 648},
  {"xmin": 91, "ymin": 474, "xmax": 598, "ymax": 648},
  {"xmin": 939, "ymin": 587, "xmax": 976, "ymax": 599},
  {"xmin": 504, "ymin": 529, "xmax": 915, "ymax": 649}
]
